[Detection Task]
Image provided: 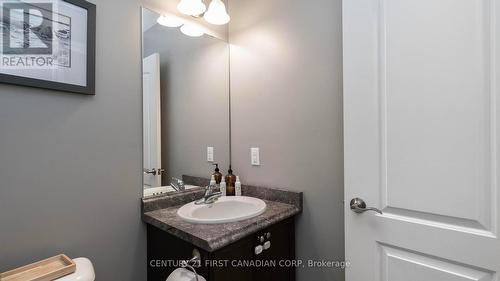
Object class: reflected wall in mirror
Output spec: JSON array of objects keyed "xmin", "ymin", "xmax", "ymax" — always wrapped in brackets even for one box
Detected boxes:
[{"xmin": 142, "ymin": 7, "xmax": 230, "ymax": 198}]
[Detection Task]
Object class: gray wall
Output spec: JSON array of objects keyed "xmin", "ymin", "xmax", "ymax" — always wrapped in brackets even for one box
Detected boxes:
[
  {"xmin": 143, "ymin": 19, "xmax": 230, "ymax": 184},
  {"xmin": 0, "ymin": 0, "xmax": 146, "ymax": 280},
  {"xmin": 228, "ymin": 0, "xmax": 345, "ymax": 280}
]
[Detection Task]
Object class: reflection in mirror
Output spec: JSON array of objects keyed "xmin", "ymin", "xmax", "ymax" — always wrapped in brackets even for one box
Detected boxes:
[{"xmin": 142, "ymin": 7, "xmax": 230, "ymax": 198}]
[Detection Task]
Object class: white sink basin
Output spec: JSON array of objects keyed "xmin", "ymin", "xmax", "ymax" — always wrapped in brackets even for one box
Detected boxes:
[{"xmin": 177, "ymin": 196, "xmax": 267, "ymax": 224}]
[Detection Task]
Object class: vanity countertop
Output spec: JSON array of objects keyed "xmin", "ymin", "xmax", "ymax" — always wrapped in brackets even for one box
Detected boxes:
[
  {"xmin": 143, "ymin": 199, "xmax": 300, "ymax": 252},
  {"xmin": 142, "ymin": 177, "xmax": 302, "ymax": 252}
]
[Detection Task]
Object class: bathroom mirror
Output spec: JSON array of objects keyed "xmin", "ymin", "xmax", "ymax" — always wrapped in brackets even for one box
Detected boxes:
[{"xmin": 141, "ymin": 7, "xmax": 230, "ymax": 198}]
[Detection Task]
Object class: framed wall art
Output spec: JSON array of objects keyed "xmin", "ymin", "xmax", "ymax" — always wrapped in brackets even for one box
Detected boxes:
[{"xmin": 0, "ymin": 0, "xmax": 96, "ymax": 95}]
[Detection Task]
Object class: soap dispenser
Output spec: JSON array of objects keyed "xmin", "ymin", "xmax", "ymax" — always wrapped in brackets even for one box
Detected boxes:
[
  {"xmin": 212, "ymin": 163, "xmax": 222, "ymax": 184},
  {"xmin": 235, "ymin": 176, "xmax": 242, "ymax": 196},
  {"xmin": 225, "ymin": 165, "xmax": 236, "ymax": 196},
  {"xmin": 220, "ymin": 177, "xmax": 227, "ymax": 196}
]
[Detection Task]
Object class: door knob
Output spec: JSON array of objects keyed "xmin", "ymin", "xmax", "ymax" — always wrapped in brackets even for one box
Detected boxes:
[
  {"xmin": 350, "ymin": 198, "xmax": 383, "ymax": 214},
  {"xmin": 143, "ymin": 168, "xmax": 157, "ymax": 175}
]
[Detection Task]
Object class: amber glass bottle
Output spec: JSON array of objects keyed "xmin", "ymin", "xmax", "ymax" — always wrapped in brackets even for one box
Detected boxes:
[
  {"xmin": 212, "ymin": 163, "xmax": 222, "ymax": 184},
  {"xmin": 225, "ymin": 166, "xmax": 236, "ymax": 196}
]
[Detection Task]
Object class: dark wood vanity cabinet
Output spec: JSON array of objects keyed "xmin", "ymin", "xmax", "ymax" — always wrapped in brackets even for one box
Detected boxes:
[{"xmin": 147, "ymin": 218, "xmax": 296, "ymax": 281}]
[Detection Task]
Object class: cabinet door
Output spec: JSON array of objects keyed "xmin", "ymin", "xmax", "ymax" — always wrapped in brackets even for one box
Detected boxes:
[
  {"xmin": 254, "ymin": 219, "xmax": 295, "ymax": 281},
  {"xmin": 210, "ymin": 236, "xmax": 255, "ymax": 281},
  {"xmin": 147, "ymin": 225, "xmax": 210, "ymax": 281}
]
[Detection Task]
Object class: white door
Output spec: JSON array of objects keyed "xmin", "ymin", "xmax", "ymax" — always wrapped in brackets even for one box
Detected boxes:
[
  {"xmin": 143, "ymin": 53, "xmax": 162, "ymax": 188},
  {"xmin": 343, "ymin": 0, "xmax": 500, "ymax": 280}
]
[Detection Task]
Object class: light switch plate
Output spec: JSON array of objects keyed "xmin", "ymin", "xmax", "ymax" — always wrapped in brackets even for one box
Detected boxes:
[
  {"xmin": 207, "ymin": 146, "xmax": 214, "ymax": 162},
  {"xmin": 251, "ymin": 147, "xmax": 260, "ymax": 166}
]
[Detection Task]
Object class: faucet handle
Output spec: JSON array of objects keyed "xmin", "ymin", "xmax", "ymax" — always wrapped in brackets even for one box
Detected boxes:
[
  {"xmin": 205, "ymin": 183, "xmax": 217, "ymax": 194},
  {"xmin": 204, "ymin": 185, "xmax": 212, "ymax": 194}
]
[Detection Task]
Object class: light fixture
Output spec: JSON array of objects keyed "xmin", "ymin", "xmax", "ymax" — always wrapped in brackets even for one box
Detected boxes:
[
  {"xmin": 180, "ymin": 24, "xmax": 204, "ymax": 37},
  {"xmin": 157, "ymin": 15, "xmax": 183, "ymax": 27},
  {"xmin": 204, "ymin": 0, "xmax": 230, "ymax": 25},
  {"xmin": 177, "ymin": 0, "xmax": 206, "ymax": 16}
]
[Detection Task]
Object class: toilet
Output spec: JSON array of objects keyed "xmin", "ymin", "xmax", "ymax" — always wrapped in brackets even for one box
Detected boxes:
[{"xmin": 56, "ymin": 258, "xmax": 95, "ymax": 281}]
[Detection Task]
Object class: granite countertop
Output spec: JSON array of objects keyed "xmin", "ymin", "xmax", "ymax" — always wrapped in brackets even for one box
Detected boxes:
[{"xmin": 142, "ymin": 176, "xmax": 302, "ymax": 252}]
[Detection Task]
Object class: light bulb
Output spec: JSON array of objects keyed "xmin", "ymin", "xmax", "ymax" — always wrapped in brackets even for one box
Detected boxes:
[
  {"xmin": 204, "ymin": 0, "xmax": 230, "ymax": 25},
  {"xmin": 157, "ymin": 15, "xmax": 183, "ymax": 27},
  {"xmin": 180, "ymin": 24, "xmax": 204, "ymax": 37},
  {"xmin": 177, "ymin": 0, "xmax": 206, "ymax": 16}
]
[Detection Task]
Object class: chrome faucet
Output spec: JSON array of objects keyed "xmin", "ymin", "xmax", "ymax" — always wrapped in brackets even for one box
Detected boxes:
[
  {"xmin": 170, "ymin": 177, "xmax": 185, "ymax": 191},
  {"xmin": 195, "ymin": 184, "xmax": 222, "ymax": 205}
]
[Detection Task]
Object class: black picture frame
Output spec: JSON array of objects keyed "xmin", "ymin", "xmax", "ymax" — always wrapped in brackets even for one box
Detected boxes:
[{"xmin": 0, "ymin": 0, "xmax": 96, "ymax": 95}]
